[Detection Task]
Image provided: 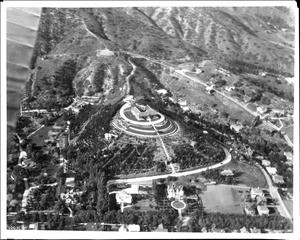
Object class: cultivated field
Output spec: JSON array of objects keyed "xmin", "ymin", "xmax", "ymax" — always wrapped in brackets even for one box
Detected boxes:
[{"xmin": 201, "ymin": 185, "xmax": 244, "ymax": 214}]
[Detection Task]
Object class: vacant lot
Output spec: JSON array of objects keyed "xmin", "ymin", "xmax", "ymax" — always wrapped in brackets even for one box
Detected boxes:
[
  {"xmin": 201, "ymin": 185, "xmax": 243, "ymax": 214},
  {"xmin": 223, "ymin": 159, "xmax": 268, "ymax": 188}
]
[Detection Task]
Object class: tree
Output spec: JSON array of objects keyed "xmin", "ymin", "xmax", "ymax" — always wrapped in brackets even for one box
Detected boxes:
[{"xmin": 96, "ymin": 171, "xmax": 109, "ymax": 214}]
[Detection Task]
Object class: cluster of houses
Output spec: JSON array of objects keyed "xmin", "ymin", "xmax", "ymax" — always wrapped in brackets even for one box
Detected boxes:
[
  {"xmin": 244, "ymin": 188, "xmax": 270, "ymax": 216},
  {"xmin": 200, "ymin": 224, "xmax": 261, "ymax": 233},
  {"xmin": 259, "ymin": 158, "xmax": 285, "ymax": 184},
  {"xmin": 156, "ymin": 88, "xmax": 191, "ymax": 112}
]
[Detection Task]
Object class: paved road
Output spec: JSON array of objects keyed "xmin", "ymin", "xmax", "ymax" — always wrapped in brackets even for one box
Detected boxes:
[
  {"xmin": 108, "ymin": 147, "xmax": 231, "ymax": 184},
  {"xmin": 255, "ymin": 163, "xmax": 292, "ymax": 220}
]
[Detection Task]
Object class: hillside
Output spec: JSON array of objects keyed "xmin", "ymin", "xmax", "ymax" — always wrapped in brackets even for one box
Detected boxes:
[
  {"xmin": 28, "ymin": 6, "xmax": 295, "ymax": 110},
  {"xmin": 138, "ymin": 6, "xmax": 295, "ymax": 75}
]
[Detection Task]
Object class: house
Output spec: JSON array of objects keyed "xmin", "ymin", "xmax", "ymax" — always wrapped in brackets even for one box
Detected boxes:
[
  {"xmin": 250, "ymin": 227, "xmax": 261, "ymax": 233},
  {"xmin": 21, "ymin": 159, "xmax": 36, "ymax": 169},
  {"xmin": 240, "ymin": 226, "xmax": 249, "ymax": 233},
  {"xmin": 256, "ymin": 196, "xmax": 267, "ymax": 205},
  {"xmin": 225, "ymin": 86, "xmax": 235, "ymax": 92},
  {"xmin": 218, "ymin": 68, "xmax": 231, "ymax": 76},
  {"xmin": 19, "ymin": 151, "xmax": 27, "ymax": 161},
  {"xmin": 168, "ymin": 97, "xmax": 176, "ymax": 103},
  {"xmin": 251, "ymin": 188, "xmax": 264, "ymax": 199},
  {"xmin": 243, "ymin": 95, "xmax": 252, "ymax": 104},
  {"xmin": 261, "ymin": 160, "xmax": 271, "ymax": 167},
  {"xmin": 272, "ymin": 175, "xmax": 284, "ymax": 184},
  {"xmin": 104, "ymin": 133, "xmax": 118, "ymax": 141},
  {"xmin": 284, "ymin": 152, "xmax": 293, "ymax": 163},
  {"xmin": 230, "ymin": 123, "xmax": 243, "ymax": 132},
  {"xmin": 266, "ymin": 167, "xmax": 277, "ymax": 175},
  {"xmin": 127, "ymin": 224, "xmax": 140, "ymax": 232},
  {"xmin": 123, "ymin": 95, "xmax": 134, "ymax": 103},
  {"xmin": 257, "ymin": 106, "xmax": 268, "ymax": 114},
  {"xmin": 244, "ymin": 205, "xmax": 255, "ymax": 216},
  {"xmin": 65, "ymin": 178, "xmax": 75, "ymax": 188},
  {"xmin": 86, "ymin": 223, "xmax": 102, "ymax": 231},
  {"xmin": 152, "ymin": 223, "xmax": 168, "ymax": 232},
  {"xmin": 58, "ymin": 134, "xmax": 68, "ymax": 149},
  {"xmin": 53, "ymin": 122, "xmax": 66, "ymax": 131},
  {"xmin": 205, "ymin": 85, "xmax": 214, "ymax": 93},
  {"xmin": 260, "ymin": 72, "xmax": 267, "ymax": 77},
  {"xmin": 257, "ymin": 205, "xmax": 269, "ymax": 215},
  {"xmin": 181, "ymin": 106, "xmax": 190, "ymax": 112},
  {"xmin": 157, "ymin": 89, "xmax": 168, "ymax": 95},
  {"xmin": 116, "ymin": 191, "xmax": 132, "ymax": 204},
  {"xmin": 118, "ymin": 225, "xmax": 127, "ymax": 232},
  {"xmin": 123, "ymin": 184, "xmax": 139, "ymax": 195},
  {"xmin": 220, "ymin": 169, "xmax": 234, "ymax": 176},
  {"xmin": 285, "ymin": 77, "xmax": 294, "ymax": 85},
  {"xmin": 178, "ymin": 99, "xmax": 187, "ymax": 106},
  {"xmin": 271, "ymin": 109, "xmax": 285, "ymax": 117}
]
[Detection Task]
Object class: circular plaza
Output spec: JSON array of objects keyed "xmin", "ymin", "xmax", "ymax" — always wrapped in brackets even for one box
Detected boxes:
[{"xmin": 112, "ymin": 103, "xmax": 179, "ymax": 138}]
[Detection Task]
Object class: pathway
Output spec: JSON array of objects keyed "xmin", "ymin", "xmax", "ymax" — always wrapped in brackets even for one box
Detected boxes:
[{"xmin": 147, "ymin": 117, "xmax": 176, "ymax": 174}]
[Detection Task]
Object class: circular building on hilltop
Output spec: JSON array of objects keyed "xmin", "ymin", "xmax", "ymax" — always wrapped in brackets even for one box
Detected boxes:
[{"xmin": 112, "ymin": 103, "xmax": 179, "ymax": 137}]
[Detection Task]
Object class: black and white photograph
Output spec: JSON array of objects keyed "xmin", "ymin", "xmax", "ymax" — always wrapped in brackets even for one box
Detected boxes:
[{"xmin": 1, "ymin": 1, "xmax": 299, "ymax": 239}]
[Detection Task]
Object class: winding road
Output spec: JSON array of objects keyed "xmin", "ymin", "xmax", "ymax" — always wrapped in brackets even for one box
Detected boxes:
[
  {"xmin": 108, "ymin": 147, "xmax": 231, "ymax": 184},
  {"xmin": 122, "ymin": 50, "xmax": 293, "ymax": 147}
]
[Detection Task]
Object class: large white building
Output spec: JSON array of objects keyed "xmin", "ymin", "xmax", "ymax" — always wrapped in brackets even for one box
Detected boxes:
[
  {"xmin": 266, "ymin": 167, "xmax": 277, "ymax": 175},
  {"xmin": 251, "ymin": 188, "xmax": 264, "ymax": 199},
  {"xmin": 257, "ymin": 205, "xmax": 269, "ymax": 216}
]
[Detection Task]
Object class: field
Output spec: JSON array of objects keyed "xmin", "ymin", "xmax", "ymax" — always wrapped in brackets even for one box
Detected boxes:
[
  {"xmin": 223, "ymin": 159, "xmax": 268, "ymax": 188},
  {"xmin": 201, "ymin": 185, "xmax": 244, "ymax": 214}
]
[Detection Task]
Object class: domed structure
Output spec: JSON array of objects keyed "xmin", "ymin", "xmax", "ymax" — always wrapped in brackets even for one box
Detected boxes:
[{"xmin": 112, "ymin": 103, "xmax": 179, "ymax": 138}]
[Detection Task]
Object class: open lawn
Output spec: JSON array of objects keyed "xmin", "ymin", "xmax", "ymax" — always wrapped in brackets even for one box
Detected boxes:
[
  {"xmin": 133, "ymin": 199, "xmax": 154, "ymax": 212},
  {"xmin": 282, "ymin": 200, "xmax": 293, "ymax": 218},
  {"xmin": 223, "ymin": 159, "xmax": 268, "ymax": 188},
  {"xmin": 282, "ymin": 125, "xmax": 293, "ymax": 143},
  {"xmin": 201, "ymin": 185, "xmax": 244, "ymax": 214},
  {"xmin": 29, "ymin": 125, "xmax": 53, "ymax": 148}
]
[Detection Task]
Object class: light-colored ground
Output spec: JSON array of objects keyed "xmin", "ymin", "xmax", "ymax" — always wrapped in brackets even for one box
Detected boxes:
[
  {"xmin": 201, "ymin": 185, "xmax": 244, "ymax": 214},
  {"xmin": 282, "ymin": 200, "xmax": 293, "ymax": 218}
]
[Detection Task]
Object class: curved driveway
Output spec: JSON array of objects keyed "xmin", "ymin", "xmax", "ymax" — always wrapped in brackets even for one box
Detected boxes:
[{"xmin": 108, "ymin": 147, "xmax": 231, "ymax": 184}]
